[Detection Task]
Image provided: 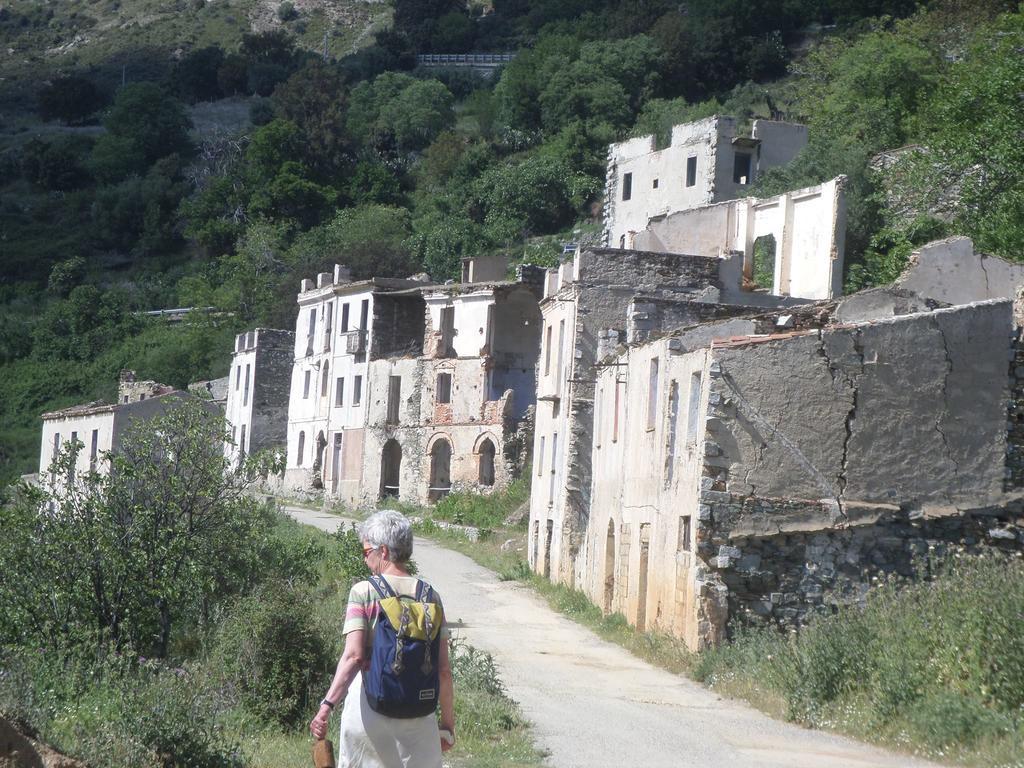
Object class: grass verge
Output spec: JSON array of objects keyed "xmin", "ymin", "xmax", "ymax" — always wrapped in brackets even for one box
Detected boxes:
[{"xmin": 414, "ymin": 505, "xmax": 1024, "ymax": 768}]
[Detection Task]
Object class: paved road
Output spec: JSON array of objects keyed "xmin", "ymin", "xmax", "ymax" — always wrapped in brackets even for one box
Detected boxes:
[{"xmin": 288, "ymin": 506, "xmax": 935, "ymax": 768}]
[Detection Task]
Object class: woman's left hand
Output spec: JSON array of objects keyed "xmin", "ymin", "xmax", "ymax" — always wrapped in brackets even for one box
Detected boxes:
[{"xmin": 310, "ymin": 705, "xmax": 331, "ymax": 740}]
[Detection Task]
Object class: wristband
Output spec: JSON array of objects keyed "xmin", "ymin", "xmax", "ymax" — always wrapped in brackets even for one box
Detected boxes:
[{"xmin": 320, "ymin": 698, "xmax": 336, "ymax": 709}]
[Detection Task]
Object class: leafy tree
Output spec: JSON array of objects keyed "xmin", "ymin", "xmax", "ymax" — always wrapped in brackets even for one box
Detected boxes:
[
  {"xmin": 494, "ymin": 34, "xmax": 581, "ymax": 131},
  {"xmin": 90, "ymin": 83, "xmax": 193, "ymax": 181},
  {"xmin": 245, "ymin": 119, "xmax": 336, "ymax": 226},
  {"xmin": 171, "ymin": 46, "xmax": 226, "ymax": 103},
  {"xmin": 393, "ymin": 0, "xmax": 468, "ymax": 51},
  {"xmin": 290, "ymin": 204, "xmax": 416, "ymax": 280},
  {"xmin": 410, "ymin": 209, "xmax": 483, "ymax": 279},
  {"xmin": 241, "ymin": 29, "xmax": 297, "ymax": 67},
  {"xmin": 348, "ymin": 158, "xmax": 403, "ymax": 206},
  {"xmin": 20, "ymin": 135, "xmax": 93, "ymax": 191},
  {"xmin": 0, "ymin": 399, "xmax": 274, "ymax": 656},
  {"xmin": 213, "ymin": 220, "xmax": 291, "ymax": 323},
  {"xmin": 894, "ymin": 11, "xmax": 1024, "ymax": 258},
  {"xmin": 217, "ymin": 53, "xmax": 249, "ymax": 96},
  {"xmin": 347, "ymin": 72, "xmax": 455, "ymax": 153},
  {"xmin": 31, "ymin": 285, "xmax": 139, "ymax": 362},
  {"xmin": 272, "ymin": 61, "xmax": 350, "ymax": 175},
  {"xmin": 90, "ymin": 156, "xmax": 188, "ymax": 256},
  {"xmin": 46, "ymin": 256, "xmax": 87, "ymax": 297},
  {"xmin": 37, "ymin": 75, "xmax": 105, "ymax": 124}
]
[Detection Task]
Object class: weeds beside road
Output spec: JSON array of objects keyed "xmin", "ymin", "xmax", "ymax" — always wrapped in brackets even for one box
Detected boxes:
[{"xmin": 414, "ymin": 504, "xmax": 1024, "ymax": 768}]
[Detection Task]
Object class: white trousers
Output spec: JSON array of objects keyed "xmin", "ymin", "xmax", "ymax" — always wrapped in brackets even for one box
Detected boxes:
[{"xmin": 338, "ymin": 674, "xmax": 442, "ymax": 768}]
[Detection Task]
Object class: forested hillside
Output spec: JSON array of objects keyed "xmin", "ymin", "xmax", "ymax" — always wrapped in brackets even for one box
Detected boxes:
[{"xmin": 1, "ymin": 0, "xmax": 1021, "ymax": 485}]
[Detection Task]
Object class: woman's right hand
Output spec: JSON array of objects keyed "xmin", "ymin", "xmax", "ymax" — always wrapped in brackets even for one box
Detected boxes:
[{"xmin": 310, "ymin": 705, "xmax": 331, "ymax": 740}]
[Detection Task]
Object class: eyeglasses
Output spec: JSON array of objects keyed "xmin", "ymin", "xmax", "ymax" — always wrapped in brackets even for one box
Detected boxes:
[{"xmin": 362, "ymin": 545, "xmax": 377, "ymax": 558}]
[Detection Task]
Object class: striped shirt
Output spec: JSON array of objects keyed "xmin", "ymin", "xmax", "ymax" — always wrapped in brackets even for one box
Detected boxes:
[{"xmin": 342, "ymin": 574, "xmax": 448, "ymax": 651}]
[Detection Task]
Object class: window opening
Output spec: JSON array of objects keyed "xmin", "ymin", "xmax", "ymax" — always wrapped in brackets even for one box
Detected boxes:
[
  {"xmin": 686, "ymin": 156, "xmax": 697, "ymax": 187},
  {"xmin": 436, "ymin": 373, "xmax": 452, "ymax": 404},
  {"xmin": 353, "ymin": 375, "xmax": 363, "ymax": 405},
  {"xmin": 478, "ymin": 438, "xmax": 495, "ymax": 486},
  {"xmin": 646, "ymin": 357, "xmax": 660, "ymax": 431},
  {"xmin": 733, "ymin": 151, "xmax": 752, "ymax": 185},
  {"xmin": 686, "ymin": 371, "xmax": 703, "ymax": 445},
  {"xmin": 621, "ymin": 172, "xmax": 632, "ymax": 201},
  {"xmin": 387, "ymin": 376, "xmax": 401, "ymax": 424}
]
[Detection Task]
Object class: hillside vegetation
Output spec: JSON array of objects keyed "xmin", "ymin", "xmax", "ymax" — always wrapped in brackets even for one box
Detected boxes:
[{"xmin": 1, "ymin": 0, "xmax": 1022, "ymax": 488}]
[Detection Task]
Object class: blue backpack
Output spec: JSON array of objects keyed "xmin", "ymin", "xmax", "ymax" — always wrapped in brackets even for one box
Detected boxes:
[{"xmin": 363, "ymin": 575, "xmax": 443, "ymax": 718}]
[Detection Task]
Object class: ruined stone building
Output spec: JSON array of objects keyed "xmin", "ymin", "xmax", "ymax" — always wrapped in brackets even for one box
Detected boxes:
[
  {"xmin": 282, "ymin": 265, "xmax": 433, "ymax": 496},
  {"xmin": 360, "ymin": 264, "xmax": 542, "ymax": 505},
  {"xmin": 604, "ymin": 116, "xmax": 808, "ymax": 249},
  {"xmin": 544, "ymin": 236, "xmax": 1024, "ymax": 650},
  {"xmin": 283, "ymin": 258, "xmax": 542, "ymax": 506},
  {"xmin": 528, "ymin": 247, "xmax": 818, "ymax": 585},
  {"xmin": 38, "ymin": 371, "xmax": 184, "ymax": 487},
  {"xmin": 223, "ymin": 328, "xmax": 294, "ymax": 468}
]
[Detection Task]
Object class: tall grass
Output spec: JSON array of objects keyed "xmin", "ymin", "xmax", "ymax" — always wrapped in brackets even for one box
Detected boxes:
[
  {"xmin": 695, "ymin": 555, "xmax": 1024, "ymax": 765},
  {"xmin": 429, "ymin": 478, "xmax": 530, "ymax": 530}
]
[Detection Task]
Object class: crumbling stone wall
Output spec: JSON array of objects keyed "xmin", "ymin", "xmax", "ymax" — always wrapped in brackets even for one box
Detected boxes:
[
  {"xmin": 696, "ymin": 300, "xmax": 1021, "ymax": 635},
  {"xmin": 250, "ymin": 329, "xmax": 294, "ymax": 456},
  {"xmin": 703, "ymin": 494, "xmax": 1024, "ymax": 628},
  {"xmin": 370, "ymin": 294, "xmax": 425, "ymax": 360}
]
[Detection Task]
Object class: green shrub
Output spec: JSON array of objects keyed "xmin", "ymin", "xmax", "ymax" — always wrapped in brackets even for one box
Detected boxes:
[
  {"xmin": 0, "ymin": 649, "xmax": 242, "ymax": 768},
  {"xmin": 430, "ymin": 478, "xmax": 529, "ymax": 529},
  {"xmin": 698, "ymin": 554, "xmax": 1024, "ymax": 758},
  {"xmin": 210, "ymin": 585, "xmax": 333, "ymax": 728}
]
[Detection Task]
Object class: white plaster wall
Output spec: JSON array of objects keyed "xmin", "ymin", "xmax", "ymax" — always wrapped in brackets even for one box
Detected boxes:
[
  {"xmin": 607, "ymin": 116, "xmax": 721, "ymax": 248},
  {"xmin": 606, "ymin": 117, "xmax": 809, "ymax": 250},
  {"xmin": 285, "ymin": 286, "xmax": 376, "ymax": 490},
  {"xmin": 528, "ymin": 291, "xmax": 577, "ymax": 578},
  {"xmin": 751, "ymin": 120, "xmax": 809, "ymax": 169},
  {"xmin": 583, "ymin": 339, "xmax": 709, "ymax": 648},
  {"xmin": 635, "ymin": 177, "xmax": 847, "ymax": 300},
  {"xmin": 39, "ymin": 410, "xmax": 116, "ymax": 480},
  {"xmin": 425, "ymin": 292, "xmax": 496, "ymax": 359},
  {"xmin": 224, "ymin": 346, "xmax": 257, "ymax": 466}
]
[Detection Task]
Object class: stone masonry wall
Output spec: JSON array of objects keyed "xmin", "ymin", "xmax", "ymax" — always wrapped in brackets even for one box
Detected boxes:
[
  {"xmin": 251, "ymin": 330, "xmax": 294, "ymax": 455},
  {"xmin": 698, "ymin": 492, "xmax": 1024, "ymax": 630},
  {"xmin": 694, "ymin": 300, "xmax": 1020, "ymax": 636}
]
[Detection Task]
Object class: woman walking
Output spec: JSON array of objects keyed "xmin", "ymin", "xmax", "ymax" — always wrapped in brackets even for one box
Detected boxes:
[{"xmin": 310, "ymin": 510, "xmax": 456, "ymax": 767}]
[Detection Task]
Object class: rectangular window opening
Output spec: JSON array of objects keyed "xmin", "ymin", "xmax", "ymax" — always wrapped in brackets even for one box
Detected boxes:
[
  {"xmin": 686, "ymin": 155, "xmax": 697, "ymax": 187},
  {"xmin": 436, "ymin": 373, "xmax": 452, "ymax": 404},
  {"xmin": 686, "ymin": 371, "xmax": 703, "ymax": 445},
  {"xmin": 341, "ymin": 303, "xmax": 350, "ymax": 332},
  {"xmin": 359, "ymin": 299, "xmax": 370, "ymax": 331},
  {"xmin": 387, "ymin": 376, "xmax": 401, "ymax": 424},
  {"xmin": 303, "ymin": 370, "xmax": 311, "ymax": 399},
  {"xmin": 621, "ymin": 172, "xmax": 632, "ymax": 201},
  {"xmin": 733, "ymin": 152, "xmax": 752, "ymax": 185},
  {"xmin": 678, "ymin": 515, "xmax": 692, "ymax": 553},
  {"xmin": 335, "ymin": 377, "xmax": 345, "ymax": 407},
  {"xmin": 353, "ymin": 375, "xmax": 363, "ymax": 406},
  {"xmin": 646, "ymin": 357, "xmax": 660, "ymax": 431}
]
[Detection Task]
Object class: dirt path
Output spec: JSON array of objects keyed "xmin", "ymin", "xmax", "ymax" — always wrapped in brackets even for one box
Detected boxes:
[{"xmin": 288, "ymin": 506, "xmax": 936, "ymax": 768}]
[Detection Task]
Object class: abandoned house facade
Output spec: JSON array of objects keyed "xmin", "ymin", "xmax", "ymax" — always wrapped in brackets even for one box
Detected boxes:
[
  {"xmin": 603, "ymin": 116, "xmax": 808, "ymax": 249},
  {"xmin": 223, "ymin": 328, "xmax": 294, "ymax": 468},
  {"xmin": 528, "ymin": 246, "xmax": 823, "ymax": 586},
  {"xmin": 282, "ymin": 258, "xmax": 542, "ymax": 506},
  {"xmin": 551, "ymin": 236, "xmax": 1024, "ymax": 650},
  {"xmin": 38, "ymin": 371, "xmax": 185, "ymax": 488}
]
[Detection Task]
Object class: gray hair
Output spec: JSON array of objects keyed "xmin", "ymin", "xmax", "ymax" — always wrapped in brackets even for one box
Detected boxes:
[{"xmin": 359, "ymin": 509, "xmax": 414, "ymax": 563}]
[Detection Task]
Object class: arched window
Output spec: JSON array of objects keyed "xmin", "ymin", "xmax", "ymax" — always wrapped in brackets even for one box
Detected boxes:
[
  {"xmin": 380, "ymin": 439, "xmax": 402, "ymax": 499},
  {"xmin": 478, "ymin": 438, "xmax": 495, "ymax": 486},
  {"xmin": 428, "ymin": 438, "xmax": 452, "ymax": 502},
  {"xmin": 296, "ymin": 431, "xmax": 305, "ymax": 466}
]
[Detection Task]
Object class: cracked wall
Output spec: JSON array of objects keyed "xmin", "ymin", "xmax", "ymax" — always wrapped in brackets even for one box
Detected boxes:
[{"xmin": 698, "ymin": 300, "xmax": 1020, "ymax": 634}]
